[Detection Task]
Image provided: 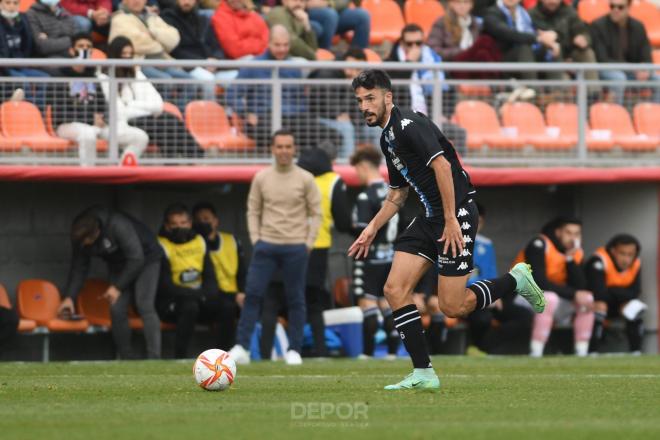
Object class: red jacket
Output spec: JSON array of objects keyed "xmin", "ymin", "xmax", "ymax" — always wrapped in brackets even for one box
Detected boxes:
[
  {"xmin": 59, "ymin": 0, "xmax": 112, "ymax": 17},
  {"xmin": 211, "ymin": 2, "xmax": 269, "ymax": 60}
]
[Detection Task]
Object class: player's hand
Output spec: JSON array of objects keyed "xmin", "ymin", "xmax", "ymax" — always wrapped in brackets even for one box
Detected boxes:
[
  {"xmin": 102, "ymin": 285, "xmax": 121, "ymax": 305},
  {"xmin": 575, "ymin": 290, "xmax": 594, "ymax": 311},
  {"xmin": 57, "ymin": 297, "xmax": 75, "ymax": 318},
  {"xmin": 348, "ymin": 223, "xmax": 377, "ymax": 259},
  {"xmin": 438, "ymin": 217, "xmax": 464, "ymax": 258}
]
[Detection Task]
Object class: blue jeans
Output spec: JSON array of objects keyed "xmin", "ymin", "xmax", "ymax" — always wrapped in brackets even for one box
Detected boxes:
[
  {"xmin": 7, "ymin": 68, "xmax": 50, "ymax": 110},
  {"xmin": 237, "ymin": 241, "xmax": 309, "ymax": 352},
  {"xmin": 308, "ymin": 7, "xmax": 338, "ymax": 49},
  {"xmin": 71, "ymin": 15, "xmax": 92, "ymax": 33},
  {"xmin": 308, "ymin": 7, "xmax": 371, "ymax": 49},
  {"xmin": 318, "ymin": 117, "xmax": 355, "ymax": 158},
  {"xmin": 599, "ymin": 70, "xmax": 660, "ymax": 105}
]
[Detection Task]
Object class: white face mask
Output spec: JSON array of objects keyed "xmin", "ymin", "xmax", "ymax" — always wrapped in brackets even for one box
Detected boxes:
[
  {"xmin": 40, "ymin": 0, "xmax": 60, "ymax": 7},
  {"xmin": 1, "ymin": 10, "xmax": 19, "ymax": 19}
]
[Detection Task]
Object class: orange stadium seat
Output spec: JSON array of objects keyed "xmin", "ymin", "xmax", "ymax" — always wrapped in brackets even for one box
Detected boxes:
[
  {"xmin": 577, "ymin": 0, "xmax": 609, "ymax": 24},
  {"xmin": 453, "ymin": 100, "xmax": 525, "ymax": 150},
  {"xmin": 633, "ymin": 102, "xmax": 660, "ymax": 138},
  {"xmin": 315, "ymin": 48, "xmax": 336, "ymax": 61},
  {"xmin": 545, "ymin": 102, "xmax": 615, "ymax": 151},
  {"xmin": 362, "ymin": 0, "xmax": 406, "ymax": 45},
  {"xmin": 90, "ymin": 48, "xmax": 107, "ymax": 60},
  {"xmin": 162, "ymin": 101, "xmax": 184, "ymax": 121},
  {"xmin": 500, "ymin": 102, "xmax": 575, "ymax": 150},
  {"xmin": 630, "ymin": 0, "xmax": 660, "ymax": 47},
  {"xmin": 76, "ymin": 279, "xmax": 112, "ymax": 328},
  {"xmin": 0, "ymin": 101, "xmax": 71, "ymax": 152},
  {"xmin": 0, "ymin": 283, "xmax": 37, "ymax": 332},
  {"xmin": 19, "ymin": 0, "xmax": 34, "ymax": 12},
  {"xmin": 17, "ymin": 279, "xmax": 89, "ymax": 332},
  {"xmin": 404, "ymin": 0, "xmax": 445, "ymax": 37},
  {"xmin": 364, "ymin": 48, "xmax": 383, "ymax": 63},
  {"xmin": 457, "ymin": 84, "xmax": 492, "ymax": 97},
  {"xmin": 590, "ymin": 102, "xmax": 658, "ymax": 151},
  {"xmin": 185, "ymin": 100, "xmax": 255, "ymax": 151}
]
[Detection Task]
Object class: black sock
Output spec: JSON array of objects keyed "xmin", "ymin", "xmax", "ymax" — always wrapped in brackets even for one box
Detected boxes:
[
  {"xmin": 427, "ymin": 313, "xmax": 446, "ymax": 354},
  {"xmin": 362, "ymin": 308, "xmax": 379, "ymax": 356},
  {"xmin": 393, "ymin": 304, "xmax": 431, "ymax": 368},
  {"xmin": 626, "ymin": 318, "xmax": 644, "ymax": 352},
  {"xmin": 471, "ymin": 275, "xmax": 516, "ymax": 310},
  {"xmin": 590, "ymin": 311, "xmax": 607, "ymax": 353},
  {"xmin": 382, "ymin": 308, "xmax": 399, "ymax": 355}
]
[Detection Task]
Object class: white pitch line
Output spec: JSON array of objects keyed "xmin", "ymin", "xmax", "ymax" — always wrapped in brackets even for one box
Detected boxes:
[{"xmin": 238, "ymin": 374, "xmax": 660, "ymax": 379}]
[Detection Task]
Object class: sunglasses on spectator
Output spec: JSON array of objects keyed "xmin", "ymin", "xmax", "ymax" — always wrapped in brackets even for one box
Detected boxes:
[
  {"xmin": 403, "ymin": 41, "xmax": 424, "ymax": 47},
  {"xmin": 610, "ymin": 3, "xmax": 627, "ymax": 10}
]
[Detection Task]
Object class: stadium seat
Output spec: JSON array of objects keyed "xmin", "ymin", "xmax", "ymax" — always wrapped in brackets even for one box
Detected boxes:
[
  {"xmin": 0, "ymin": 133, "xmax": 22, "ymax": 152},
  {"xmin": 315, "ymin": 48, "xmax": 336, "ymax": 61},
  {"xmin": 91, "ymin": 48, "xmax": 107, "ymax": 60},
  {"xmin": 19, "ymin": 0, "xmax": 34, "ymax": 12},
  {"xmin": 630, "ymin": 0, "xmax": 660, "ymax": 47},
  {"xmin": 457, "ymin": 84, "xmax": 492, "ymax": 97},
  {"xmin": 17, "ymin": 280, "xmax": 89, "ymax": 332},
  {"xmin": 76, "ymin": 279, "xmax": 112, "ymax": 328},
  {"xmin": 364, "ymin": 48, "xmax": 383, "ymax": 63},
  {"xmin": 162, "ymin": 101, "xmax": 183, "ymax": 121},
  {"xmin": 0, "ymin": 102, "xmax": 71, "ymax": 152},
  {"xmin": 500, "ymin": 102, "xmax": 575, "ymax": 150},
  {"xmin": 577, "ymin": 0, "xmax": 609, "ymax": 24},
  {"xmin": 453, "ymin": 100, "xmax": 525, "ymax": 150},
  {"xmin": 45, "ymin": 105, "xmax": 107, "ymax": 152},
  {"xmin": 633, "ymin": 102, "xmax": 660, "ymax": 138},
  {"xmin": 545, "ymin": 102, "xmax": 615, "ymax": 151},
  {"xmin": 0, "ymin": 283, "xmax": 37, "ymax": 332},
  {"xmin": 404, "ymin": 0, "xmax": 445, "ymax": 37},
  {"xmin": 362, "ymin": 0, "xmax": 406, "ymax": 45},
  {"xmin": 185, "ymin": 101, "xmax": 256, "ymax": 151},
  {"xmin": 590, "ymin": 102, "xmax": 658, "ymax": 151}
]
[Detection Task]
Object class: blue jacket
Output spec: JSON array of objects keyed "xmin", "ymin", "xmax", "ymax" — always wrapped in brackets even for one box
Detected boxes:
[
  {"xmin": 469, "ymin": 233, "xmax": 498, "ymax": 285},
  {"xmin": 225, "ymin": 51, "xmax": 306, "ymax": 116},
  {"xmin": 0, "ymin": 14, "xmax": 34, "ymax": 60}
]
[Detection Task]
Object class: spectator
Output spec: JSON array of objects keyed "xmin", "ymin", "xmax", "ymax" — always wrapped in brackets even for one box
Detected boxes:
[
  {"xmin": 25, "ymin": 0, "xmax": 80, "ymax": 58},
  {"xmin": 483, "ymin": 0, "xmax": 562, "ymax": 80},
  {"xmin": 266, "ymin": 0, "xmax": 317, "ymax": 60},
  {"xmin": 228, "ymin": 129, "xmax": 322, "ymax": 366},
  {"xmin": 466, "ymin": 203, "xmax": 534, "ymax": 354},
  {"xmin": 306, "ymin": 0, "xmax": 370, "ymax": 50},
  {"xmin": 587, "ymin": 234, "xmax": 646, "ymax": 354},
  {"xmin": 155, "ymin": 203, "xmax": 221, "ymax": 359},
  {"xmin": 386, "ymin": 24, "xmax": 467, "ymax": 155},
  {"xmin": 104, "ymin": 36, "xmax": 204, "ymax": 158},
  {"xmin": 427, "ymin": 0, "xmax": 501, "ymax": 78},
  {"xmin": 515, "ymin": 216, "xmax": 594, "ymax": 357},
  {"xmin": 58, "ymin": 206, "xmax": 163, "ymax": 359},
  {"xmin": 0, "ymin": 0, "xmax": 50, "ymax": 106},
  {"xmin": 225, "ymin": 25, "xmax": 342, "ymax": 151},
  {"xmin": 60, "ymin": 0, "xmax": 111, "ymax": 35},
  {"xmin": 590, "ymin": 0, "xmax": 659, "ymax": 104},
  {"xmin": 296, "ymin": 147, "xmax": 351, "ymax": 356},
  {"xmin": 192, "ymin": 202, "xmax": 247, "ymax": 351},
  {"xmin": 211, "ymin": 0, "xmax": 269, "ymax": 60},
  {"xmin": 530, "ymin": 0, "xmax": 598, "ymax": 82},
  {"xmin": 161, "ymin": 0, "xmax": 237, "ymax": 100}
]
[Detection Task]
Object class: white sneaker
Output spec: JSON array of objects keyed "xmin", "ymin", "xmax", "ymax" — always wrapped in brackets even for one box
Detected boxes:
[
  {"xmin": 384, "ymin": 354, "xmax": 397, "ymax": 361},
  {"xmin": 228, "ymin": 344, "xmax": 250, "ymax": 365},
  {"xmin": 357, "ymin": 354, "xmax": 372, "ymax": 360},
  {"xmin": 284, "ymin": 349, "xmax": 303, "ymax": 365}
]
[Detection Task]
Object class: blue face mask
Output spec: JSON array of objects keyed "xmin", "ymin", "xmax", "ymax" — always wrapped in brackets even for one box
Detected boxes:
[{"xmin": 40, "ymin": 0, "xmax": 60, "ymax": 7}]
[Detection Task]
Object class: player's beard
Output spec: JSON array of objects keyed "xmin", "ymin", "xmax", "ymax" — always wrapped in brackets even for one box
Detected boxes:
[{"xmin": 364, "ymin": 102, "xmax": 386, "ymax": 127}]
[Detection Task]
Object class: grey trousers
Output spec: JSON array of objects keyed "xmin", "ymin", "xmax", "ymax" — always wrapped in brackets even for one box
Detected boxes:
[{"xmin": 110, "ymin": 260, "xmax": 161, "ymax": 359}]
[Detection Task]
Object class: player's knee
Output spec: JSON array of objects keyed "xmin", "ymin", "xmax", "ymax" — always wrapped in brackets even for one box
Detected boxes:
[
  {"xmin": 438, "ymin": 298, "xmax": 467, "ymax": 318},
  {"xmin": 544, "ymin": 291, "xmax": 560, "ymax": 312}
]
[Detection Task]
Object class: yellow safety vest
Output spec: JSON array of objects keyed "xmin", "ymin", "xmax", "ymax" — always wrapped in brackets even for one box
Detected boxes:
[
  {"xmin": 158, "ymin": 234, "xmax": 206, "ymax": 289},
  {"xmin": 209, "ymin": 231, "xmax": 239, "ymax": 294},
  {"xmin": 313, "ymin": 171, "xmax": 340, "ymax": 249}
]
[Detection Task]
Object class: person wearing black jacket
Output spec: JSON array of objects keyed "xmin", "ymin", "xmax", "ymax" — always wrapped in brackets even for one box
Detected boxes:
[
  {"xmin": 515, "ymin": 216, "xmax": 594, "ymax": 357},
  {"xmin": 59, "ymin": 206, "xmax": 164, "ymax": 359},
  {"xmin": 155, "ymin": 203, "xmax": 220, "ymax": 358},
  {"xmin": 192, "ymin": 202, "xmax": 247, "ymax": 351}
]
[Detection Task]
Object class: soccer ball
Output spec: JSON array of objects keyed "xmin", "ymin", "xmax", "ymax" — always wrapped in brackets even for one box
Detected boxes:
[{"xmin": 193, "ymin": 349, "xmax": 237, "ymax": 391}]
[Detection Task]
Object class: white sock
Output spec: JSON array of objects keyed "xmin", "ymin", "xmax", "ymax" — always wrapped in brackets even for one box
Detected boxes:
[
  {"xmin": 530, "ymin": 340, "xmax": 545, "ymax": 358},
  {"xmin": 575, "ymin": 341, "xmax": 589, "ymax": 357}
]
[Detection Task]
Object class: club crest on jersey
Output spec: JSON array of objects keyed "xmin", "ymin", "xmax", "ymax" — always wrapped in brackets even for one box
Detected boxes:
[{"xmin": 401, "ymin": 118, "xmax": 412, "ymax": 130}]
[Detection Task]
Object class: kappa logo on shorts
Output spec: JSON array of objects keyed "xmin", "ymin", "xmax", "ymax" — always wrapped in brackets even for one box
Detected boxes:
[
  {"xmin": 457, "ymin": 208, "xmax": 469, "ymax": 218},
  {"xmin": 461, "ymin": 222, "xmax": 471, "ymax": 230},
  {"xmin": 463, "ymin": 235, "xmax": 473, "ymax": 244},
  {"xmin": 461, "ymin": 249, "xmax": 472, "ymax": 257},
  {"xmin": 457, "ymin": 262, "xmax": 469, "ymax": 270},
  {"xmin": 401, "ymin": 118, "xmax": 412, "ymax": 130}
]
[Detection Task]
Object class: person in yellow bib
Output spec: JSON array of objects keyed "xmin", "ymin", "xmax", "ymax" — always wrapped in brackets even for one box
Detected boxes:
[
  {"xmin": 155, "ymin": 203, "xmax": 219, "ymax": 359},
  {"xmin": 192, "ymin": 202, "xmax": 247, "ymax": 351},
  {"xmin": 586, "ymin": 234, "xmax": 645, "ymax": 354}
]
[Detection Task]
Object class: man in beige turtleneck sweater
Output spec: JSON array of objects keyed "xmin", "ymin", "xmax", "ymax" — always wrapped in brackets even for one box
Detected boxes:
[{"xmin": 229, "ymin": 129, "xmax": 321, "ymax": 366}]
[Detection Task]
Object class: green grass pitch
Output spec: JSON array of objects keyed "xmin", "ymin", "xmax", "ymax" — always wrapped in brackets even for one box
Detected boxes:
[{"xmin": 1, "ymin": 356, "xmax": 659, "ymax": 440}]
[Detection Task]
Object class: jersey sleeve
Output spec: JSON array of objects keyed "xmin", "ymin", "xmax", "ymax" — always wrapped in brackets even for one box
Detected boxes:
[
  {"xmin": 384, "ymin": 153, "xmax": 409, "ymax": 189},
  {"xmin": 398, "ymin": 115, "xmax": 446, "ymax": 167}
]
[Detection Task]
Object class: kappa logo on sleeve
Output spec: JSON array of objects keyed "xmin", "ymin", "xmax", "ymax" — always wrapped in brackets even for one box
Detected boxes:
[{"xmin": 401, "ymin": 118, "xmax": 412, "ymax": 130}]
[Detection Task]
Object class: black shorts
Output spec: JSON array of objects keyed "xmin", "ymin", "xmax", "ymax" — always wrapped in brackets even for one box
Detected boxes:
[
  {"xmin": 351, "ymin": 259, "xmax": 391, "ymax": 301},
  {"xmin": 395, "ymin": 199, "xmax": 478, "ymax": 277}
]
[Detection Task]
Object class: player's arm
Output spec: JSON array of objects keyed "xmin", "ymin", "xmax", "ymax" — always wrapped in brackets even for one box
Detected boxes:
[
  {"xmin": 429, "ymin": 156, "xmax": 463, "ymax": 258},
  {"xmin": 348, "ymin": 186, "xmax": 409, "ymax": 259}
]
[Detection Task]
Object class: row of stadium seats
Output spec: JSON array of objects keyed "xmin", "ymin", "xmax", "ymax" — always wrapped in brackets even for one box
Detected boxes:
[
  {"xmin": 454, "ymin": 101, "xmax": 660, "ymax": 151},
  {"xmin": 0, "ymin": 100, "xmax": 255, "ymax": 153}
]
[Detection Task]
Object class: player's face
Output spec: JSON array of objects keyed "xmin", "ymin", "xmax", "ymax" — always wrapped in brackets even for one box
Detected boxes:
[
  {"xmin": 271, "ymin": 134, "xmax": 296, "ymax": 166},
  {"xmin": 610, "ymin": 243, "xmax": 637, "ymax": 270},
  {"xmin": 555, "ymin": 223, "xmax": 581, "ymax": 251},
  {"xmin": 193, "ymin": 209, "xmax": 219, "ymax": 232},
  {"xmin": 166, "ymin": 213, "xmax": 192, "ymax": 231},
  {"xmin": 354, "ymin": 86, "xmax": 391, "ymax": 127}
]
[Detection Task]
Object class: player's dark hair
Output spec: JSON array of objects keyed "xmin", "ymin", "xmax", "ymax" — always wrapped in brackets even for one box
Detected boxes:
[
  {"xmin": 163, "ymin": 202, "xmax": 190, "ymax": 222},
  {"xmin": 342, "ymin": 47, "xmax": 367, "ymax": 61},
  {"xmin": 192, "ymin": 202, "xmax": 217, "ymax": 218},
  {"xmin": 71, "ymin": 212, "xmax": 100, "ymax": 245},
  {"xmin": 350, "ymin": 147, "xmax": 382, "ymax": 167},
  {"xmin": 400, "ymin": 24, "xmax": 424, "ymax": 40},
  {"xmin": 351, "ymin": 69, "xmax": 392, "ymax": 92},
  {"xmin": 607, "ymin": 234, "xmax": 641, "ymax": 256},
  {"xmin": 476, "ymin": 202, "xmax": 486, "ymax": 218},
  {"xmin": 270, "ymin": 128, "xmax": 295, "ymax": 146},
  {"xmin": 71, "ymin": 32, "xmax": 93, "ymax": 48}
]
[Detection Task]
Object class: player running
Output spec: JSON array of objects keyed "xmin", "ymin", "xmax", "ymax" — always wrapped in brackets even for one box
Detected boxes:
[{"xmin": 348, "ymin": 69, "xmax": 546, "ymax": 390}]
